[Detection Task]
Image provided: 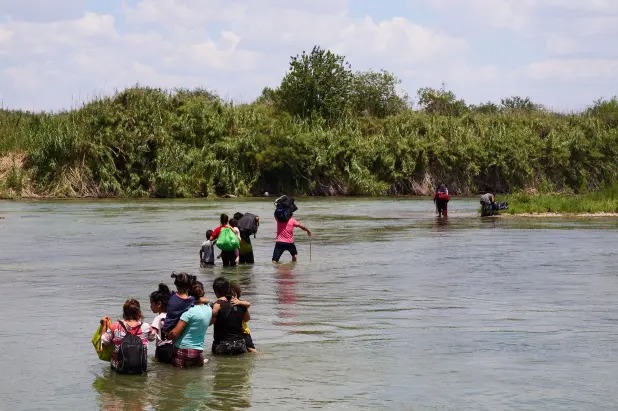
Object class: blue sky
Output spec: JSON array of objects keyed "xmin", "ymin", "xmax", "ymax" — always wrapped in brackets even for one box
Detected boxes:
[{"xmin": 0, "ymin": 0, "xmax": 616, "ymax": 111}]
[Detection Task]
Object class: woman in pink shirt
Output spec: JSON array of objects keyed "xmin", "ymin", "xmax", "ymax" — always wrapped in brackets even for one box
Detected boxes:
[{"xmin": 272, "ymin": 215, "xmax": 312, "ymax": 262}]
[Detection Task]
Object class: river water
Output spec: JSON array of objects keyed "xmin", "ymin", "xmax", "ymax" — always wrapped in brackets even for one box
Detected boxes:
[{"xmin": 1, "ymin": 198, "xmax": 617, "ymax": 410}]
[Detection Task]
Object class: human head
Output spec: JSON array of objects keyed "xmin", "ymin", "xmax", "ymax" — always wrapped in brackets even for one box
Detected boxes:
[
  {"xmin": 171, "ymin": 272, "xmax": 196, "ymax": 293},
  {"xmin": 150, "ymin": 283, "xmax": 171, "ymax": 313},
  {"xmin": 206, "ymin": 229, "xmax": 213, "ymax": 240},
  {"xmin": 212, "ymin": 276, "xmax": 231, "ymax": 298},
  {"xmin": 189, "ymin": 281, "xmax": 205, "ymax": 299},
  {"xmin": 229, "ymin": 218, "xmax": 238, "ymax": 228},
  {"xmin": 122, "ymin": 298, "xmax": 143, "ymax": 321},
  {"xmin": 233, "ymin": 212, "xmax": 244, "ymax": 220},
  {"xmin": 220, "ymin": 213, "xmax": 229, "ymax": 225},
  {"xmin": 230, "ymin": 281, "xmax": 242, "ymax": 298}
]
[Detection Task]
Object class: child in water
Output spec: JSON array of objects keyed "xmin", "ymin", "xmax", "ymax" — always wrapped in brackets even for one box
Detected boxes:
[
  {"xmin": 230, "ymin": 281, "xmax": 256, "ymax": 353},
  {"xmin": 163, "ymin": 272, "xmax": 197, "ymax": 336},
  {"xmin": 200, "ymin": 229, "xmax": 215, "ymax": 267},
  {"xmin": 149, "ymin": 283, "xmax": 174, "ymax": 364}
]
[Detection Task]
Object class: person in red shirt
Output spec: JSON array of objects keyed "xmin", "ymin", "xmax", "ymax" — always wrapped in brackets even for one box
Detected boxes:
[
  {"xmin": 272, "ymin": 215, "xmax": 311, "ymax": 262},
  {"xmin": 210, "ymin": 213, "xmax": 229, "ymax": 241}
]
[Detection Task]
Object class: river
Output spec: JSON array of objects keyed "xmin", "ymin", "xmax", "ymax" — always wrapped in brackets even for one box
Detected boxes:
[{"xmin": 1, "ymin": 198, "xmax": 617, "ymax": 410}]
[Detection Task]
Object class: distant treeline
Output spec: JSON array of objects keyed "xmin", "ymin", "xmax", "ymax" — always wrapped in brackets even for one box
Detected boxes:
[{"xmin": 1, "ymin": 46, "xmax": 617, "ymax": 198}]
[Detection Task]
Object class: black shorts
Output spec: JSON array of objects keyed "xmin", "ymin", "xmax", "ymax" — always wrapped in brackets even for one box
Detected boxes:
[
  {"xmin": 221, "ymin": 250, "xmax": 237, "ymax": 267},
  {"xmin": 272, "ymin": 242, "xmax": 297, "ymax": 262},
  {"xmin": 244, "ymin": 334, "xmax": 255, "ymax": 350}
]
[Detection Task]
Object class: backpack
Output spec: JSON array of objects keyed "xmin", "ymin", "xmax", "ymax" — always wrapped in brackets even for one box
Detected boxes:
[
  {"xmin": 116, "ymin": 321, "xmax": 147, "ymax": 374},
  {"xmin": 216, "ymin": 227, "xmax": 240, "ymax": 251}
]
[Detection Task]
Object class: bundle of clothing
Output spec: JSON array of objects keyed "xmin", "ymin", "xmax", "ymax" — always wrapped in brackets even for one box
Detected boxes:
[{"xmin": 273, "ymin": 195, "xmax": 298, "ymax": 223}]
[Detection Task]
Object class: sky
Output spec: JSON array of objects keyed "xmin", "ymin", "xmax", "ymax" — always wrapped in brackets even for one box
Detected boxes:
[{"xmin": 0, "ymin": 0, "xmax": 616, "ymax": 112}]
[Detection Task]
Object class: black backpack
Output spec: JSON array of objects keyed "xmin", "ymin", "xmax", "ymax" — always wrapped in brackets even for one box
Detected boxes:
[{"xmin": 116, "ymin": 321, "xmax": 147, "ymax": 374}]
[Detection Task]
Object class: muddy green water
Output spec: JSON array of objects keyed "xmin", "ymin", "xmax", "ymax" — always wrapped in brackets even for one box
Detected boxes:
[{"xmin": 1, "ymin": 198, "xmax": 617, "ymax": 410}]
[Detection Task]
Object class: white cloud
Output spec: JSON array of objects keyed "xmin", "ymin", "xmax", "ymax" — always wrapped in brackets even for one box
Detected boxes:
[{"xmin": 0, "ymin": 0, "xmax": 616, "ymax": 111}]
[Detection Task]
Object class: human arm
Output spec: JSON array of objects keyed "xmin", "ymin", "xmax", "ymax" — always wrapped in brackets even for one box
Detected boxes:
[
  {"xmin": 100, "ymin": 317, "xmax": 113, "ymax": 345},
  {"xmin": 166, "ymin": 320, "xmax": 187, "ymax": 341},
  {"xmin": 231, "ymin": 297, "xmax": 250, "ymax": 308},
  {"xmin": 297, "ymin": 222, "xmax": 312, "ymax": 236},
  {"xmin": 210, "ymin": 302, "xmax": 220, "ymax": 325}
]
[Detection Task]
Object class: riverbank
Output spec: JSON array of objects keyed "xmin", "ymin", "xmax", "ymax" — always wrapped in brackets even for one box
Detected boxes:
[
  {"xmin": 501, "ymin": 186, "xmax": 618, "ymax": 215},
  {"xmin": 1, "ymin": 87, "xmax": 617, "ymax": 199}
]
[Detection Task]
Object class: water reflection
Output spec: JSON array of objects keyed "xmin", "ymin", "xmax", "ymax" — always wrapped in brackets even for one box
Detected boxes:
[
  {"xmin": 275, "ymin": 263, "xmax": 297, "ymax": 319},
  {"xmin": 93, "ymin": 356, "xmax": 255, "ymax": 411},
  {"xmin": 206, "ymin": 355, "xmax": 255, "ymax": 410}
]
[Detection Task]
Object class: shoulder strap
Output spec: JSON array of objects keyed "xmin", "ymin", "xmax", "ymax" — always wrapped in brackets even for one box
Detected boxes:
[{"xmin": 118, "ymin": 320, "xmax": 142, "ymax": 335}]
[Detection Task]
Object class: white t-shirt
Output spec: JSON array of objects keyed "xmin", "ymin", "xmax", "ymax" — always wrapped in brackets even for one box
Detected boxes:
[{"xmin": 151, "ymin": 313, "xmax": 172, "ymax": 347}]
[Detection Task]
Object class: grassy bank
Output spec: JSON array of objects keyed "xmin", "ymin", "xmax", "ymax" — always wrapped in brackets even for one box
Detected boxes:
[
  {"xmin": 502, "ymin": 183, "xmax": 618, "ymax": 214},
  {"xmin": 1, "ymin": 87, "xmax": 617, "ymax": 199}
]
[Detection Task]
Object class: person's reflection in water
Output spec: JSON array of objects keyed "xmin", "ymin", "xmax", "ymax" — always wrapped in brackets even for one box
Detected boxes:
[
  {"xmin": 275, "ymin": 262, "xmax": 297, "ymax": 320},
  {"xmin": 433, "ymin": 215, "xmax": 449, "ymax": 232},
  {"xmin": 93, "ymin": 369, "xmax": 150, "ymax": 411},
  {"xmin": 206, "ymin": 355, "xmax": 255, "ymax": 410}
]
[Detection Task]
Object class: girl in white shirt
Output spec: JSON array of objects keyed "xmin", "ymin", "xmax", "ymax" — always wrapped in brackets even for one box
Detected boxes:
[{"xmin": 149, "ymin": 283, "xmax": 174, "ymax": 364}]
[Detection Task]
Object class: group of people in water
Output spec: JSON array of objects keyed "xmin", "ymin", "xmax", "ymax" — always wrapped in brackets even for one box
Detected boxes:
[
  {"xmin": 98, "ymin": 197, "xmax": 313, "ymax": 374},
  {"xmin": 433, "ymin": 183, "xmax": 506, "ymax": 217},
  {"xmin": 99, "ymin": 274, "xmax": 254, "ymax": 372}
]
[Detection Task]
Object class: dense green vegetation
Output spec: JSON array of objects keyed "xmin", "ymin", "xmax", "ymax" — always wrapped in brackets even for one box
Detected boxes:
[
  {"xmin": 502, "ymin": 183, "xmax": 618, "ymax": 214},
  {"xmin": 1, "ymin": 46, "xmax": 617, "ymax": 200}
]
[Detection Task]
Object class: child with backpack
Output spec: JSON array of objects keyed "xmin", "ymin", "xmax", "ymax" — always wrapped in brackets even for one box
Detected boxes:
[
  {"xmin": 100, "ymin": 299, "xmax": 155, "ymax": 374},
  {"xmin": 149, "ymin": 283, "xmax": 174, "ymax": 364},
  {"xmin": 230, "ymin": 281, "xmax": 256, "ymax": 353},
  {"xmin": 200, "ymin": 229, "xmax": 215, "ymax": 267}
]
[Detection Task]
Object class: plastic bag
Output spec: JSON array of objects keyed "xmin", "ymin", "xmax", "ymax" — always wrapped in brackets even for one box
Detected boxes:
[
  {"xmin": 91, "ymin": 317, "xmax": 113, "ymax": 361},
  {"xmin": 216, "ymin": 227, "xmax": 240, "ymax": 251}
]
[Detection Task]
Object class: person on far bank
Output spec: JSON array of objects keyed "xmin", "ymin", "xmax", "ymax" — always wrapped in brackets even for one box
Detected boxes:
[
  {"xmin": 480, "ymin": 192, "xmax": 496, "ymax": 216},
  {"xmin": 272, "ymin": 213, "xmax": 312, "ymax": 262}
]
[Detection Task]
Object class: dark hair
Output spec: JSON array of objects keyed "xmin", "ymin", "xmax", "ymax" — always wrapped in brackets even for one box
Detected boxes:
[
  {"xmin": 206, "ymin": 229, "xmax": 213, "ymax": 240},
  {"xmin": 233, "ymin": 212, "xmax": 244, "ymax": 220},
  {"xmin": 230, "ymin": 281, "xmax": 242, "ymax": 298},
  {"xmin": 150, "ymin": 283, "xmax": 171, "ymax": 309},
  {"xmin": 122, "ymin": 298, "xmax": 143, "ymax": 321},
  {"xmin": 229, "ymin": 218, "xmax": 238, "ymax": 228},
  {"xmin": 220, "ymin": 213, "xmax": 229, "ymax": 225},
  {"xmin": 190, "ymin": 281, "xmax": 205, "ymax": 299},
  {"xmin": 171, "ymin": 272, "xmax": 196, "ymax": 292},
  {"xmin": 212, "ymin": 276, "xmax": 231, "ymax": 298}
]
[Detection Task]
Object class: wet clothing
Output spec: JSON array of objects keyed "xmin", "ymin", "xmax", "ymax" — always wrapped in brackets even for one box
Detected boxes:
[
  {"xmin": 212, "ymin": 299, "xmax": 247, "ymax": 355},
  {"xmin": 101, "ymin": 321, "xmax": 154, "ymax": 371},
  {"xmin": 276, "ymin": 217, "xmax": 301, "ymax": 243},
  {"xmin": 151, "ymin": 313, "xmax": 174, "ymax": 363},
  {"xmin": 272, "ymin": 241, "xmax": 298, "ymax": 262},
  {"xmin": 173, "ymin": 347, "xmax": 204, "ymax": 368},
  {"xmin": 200, "ymin": 239, "xmax": 215, "ymax": 266},
  {"xmin": 163, "ymin": 294, "xmax": 195, "ymax": 333},
  {"xmin": 175, "ymin": 304, "xmax": 212, "ymax": 350},
  {"xmin": 220, "ymin": 250, "xmax": 237, "ymax": 266}
]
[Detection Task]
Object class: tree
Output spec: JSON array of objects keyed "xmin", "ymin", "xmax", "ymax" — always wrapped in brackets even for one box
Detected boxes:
[
  {"xmin": 350, "ymin": 70, "xmax": 409, "ymax": 118},
  {"xmin": 275, "ymin": 46, "xmax": 353, "ymax": 119},
  {"xmin": 417, "ymin": 87, "xmax": 467, "ymax": 116},
  {"xmin": 500, "ymin": 96, "xmax": 540, "ymax": 112}
]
